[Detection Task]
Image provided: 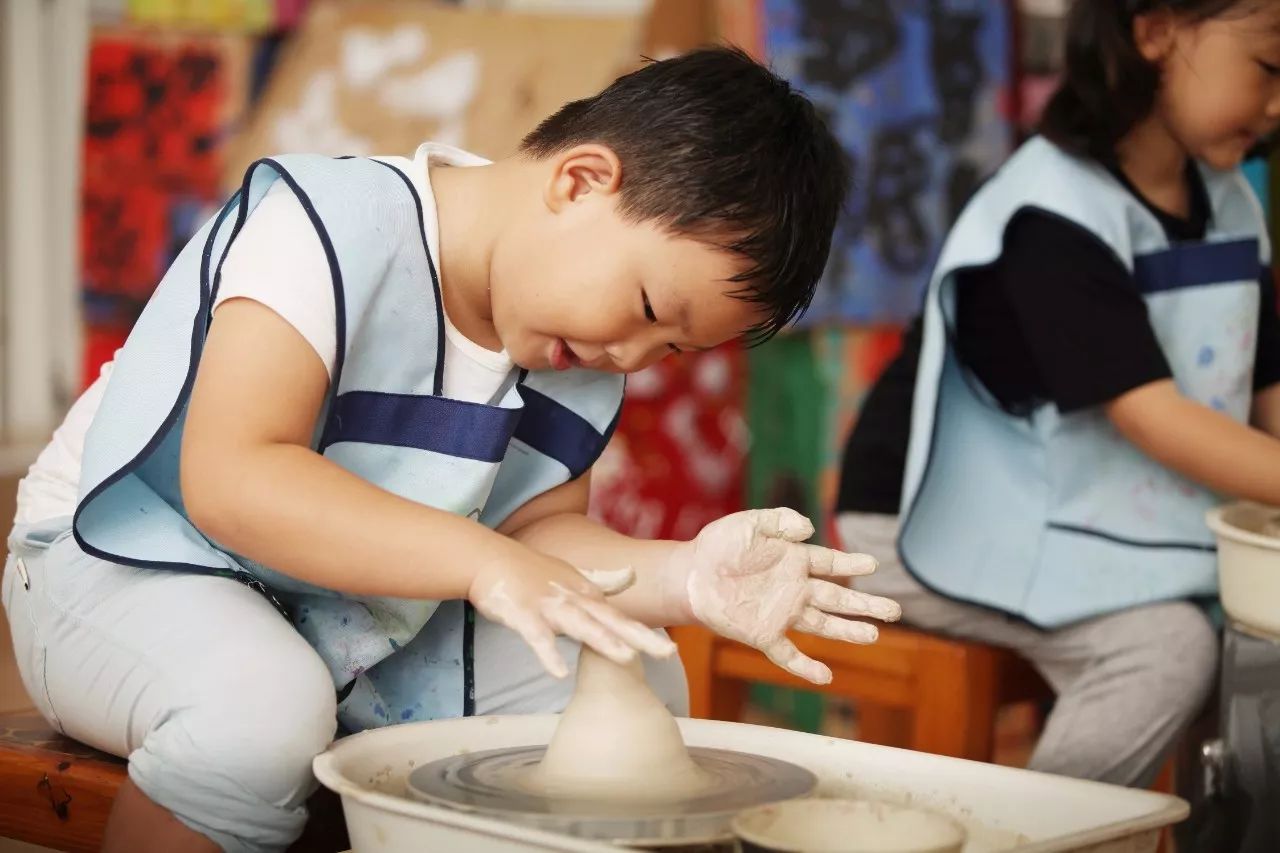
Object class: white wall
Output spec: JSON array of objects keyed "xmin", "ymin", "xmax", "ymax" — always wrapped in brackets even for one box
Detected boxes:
[
  {"xmin": 0, "ymin": 0, "xmax": 91, "ymax": 716},
  {"xmin": 0, "ymin": 0, "xmax": 88, "ymax": 450}
]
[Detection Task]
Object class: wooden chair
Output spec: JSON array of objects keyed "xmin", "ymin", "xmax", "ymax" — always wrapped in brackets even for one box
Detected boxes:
[
  {"xmin": 0, "ymin": 710, "xmax": 348, "ymax": 852},
  {"xmin": 672, "ymin": 624, "xmax": 1180, "ymax": 853},
  {"xmin": 0, "ymin": 711, "xmax": 124, "ymax": 851},
  {"xmin": 670, "ymin": 623, "xmax": 1051, "ymax": 761}
]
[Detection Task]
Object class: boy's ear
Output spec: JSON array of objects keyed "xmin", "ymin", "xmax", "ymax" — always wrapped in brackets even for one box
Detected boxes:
[{"xmin": 543, "ymin": 143, "xmax": 623, "ymax": 213}]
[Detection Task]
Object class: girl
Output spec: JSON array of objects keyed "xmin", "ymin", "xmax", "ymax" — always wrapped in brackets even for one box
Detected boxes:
[{"xmin": 838, "ymin": 0, "xmax": 1280, "ymax": 787}]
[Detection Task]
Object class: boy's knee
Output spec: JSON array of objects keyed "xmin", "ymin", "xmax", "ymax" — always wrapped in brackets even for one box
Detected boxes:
[
  {"xmin": 154, "ymin": 646, "xmax": 338, "ymax": 804},
  {"xmin": 126, "ymin": 651, "xmax": 336, "ymax": 852},
  {"xmin": 212, "ymin": 658, "xmax": 337, "ymax": 789}
]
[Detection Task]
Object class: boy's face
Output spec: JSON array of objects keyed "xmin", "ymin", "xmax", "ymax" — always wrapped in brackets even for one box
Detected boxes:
[{"xmin": 488, "ymin": 146, "xmax": 764, "ymax": 373}]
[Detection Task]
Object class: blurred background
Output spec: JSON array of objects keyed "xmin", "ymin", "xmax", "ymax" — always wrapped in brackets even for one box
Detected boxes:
[{"xmin": 0, "ymin": 0, "xmax": 1273, "ymax": 752}]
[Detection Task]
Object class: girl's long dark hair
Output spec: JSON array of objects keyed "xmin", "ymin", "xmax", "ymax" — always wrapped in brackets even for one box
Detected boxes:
[{"xmin": 1039, "ymin": 0, "xmax": 1246, "ymax": 160}]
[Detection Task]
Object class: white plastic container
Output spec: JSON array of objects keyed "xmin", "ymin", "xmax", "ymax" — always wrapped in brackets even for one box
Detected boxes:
[
  {"xmin": 314, "ymin": 715, "xmax": 1186, "ymax": 853},
  {"xmin": 1206, "ymin": 502, "xmax": 1280, "ymax": 638},
  {"xmin": 732, "ymin": 798, "xmax": 967, "ymax": 853}
]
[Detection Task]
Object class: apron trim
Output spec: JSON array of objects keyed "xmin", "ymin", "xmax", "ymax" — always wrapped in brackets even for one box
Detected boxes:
[
  {"xmin": 463, "ymin": 601, "xmax": 476, "ymax": 717},
  {"xmin": 1046, "ymin": 522, "xmax": 1217, "ymax": 553},
  {"xmin": 319, "ymin": 390, "xmax": 521, "ymax": 461},
  {"xmin": 515, "ymin": 385, "xmax": 621, "ymax": 479},
  {"xmin": 1133, "ymin": 238, "xmax": 1260, "ymax": 295},
  {"xmin": 73, "ymin": 157, "xmax": 350, "ymax": 576},
  {"xmin": 367, "ymin": 158, "xmax": 447, "ymax": 397}
]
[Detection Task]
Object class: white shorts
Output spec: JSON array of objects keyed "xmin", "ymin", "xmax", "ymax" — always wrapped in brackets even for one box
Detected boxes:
[{"xmin": 4, "ymin": 518, "xmax": 687, "ymax": 851}]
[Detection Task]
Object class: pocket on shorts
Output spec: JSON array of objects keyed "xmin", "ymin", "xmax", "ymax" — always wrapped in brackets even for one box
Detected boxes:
[
  {"xmin": 2, "ymin": 555, "xmax": 65, "ymax": 733},
  {"xmin": 2, "ymin": 554, "xmax": 18, "ymax": 613}
]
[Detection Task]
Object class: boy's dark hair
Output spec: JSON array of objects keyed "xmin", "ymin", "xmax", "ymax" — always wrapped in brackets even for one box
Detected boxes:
[
  {"xmin": 521, "ymin": 46, "xmax": 849, "ymax": 345},
  {"xmin": 1040, "ymin": 0, "xmax": 1263, "ymax": 161}
]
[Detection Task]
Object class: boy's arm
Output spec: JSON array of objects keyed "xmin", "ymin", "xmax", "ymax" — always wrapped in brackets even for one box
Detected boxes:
[
  {"xmin": 501, "ymin": 478, "xmax": 901, "ymax": 685},
  {"xmin": 181, "ymin": 299, "xmax": 673, "ymax": 676},
  {"xmin": 1107, "ymin": 378, "xmax": 1280, "ymax": 504},
  {"xmin": 497, "ymin": 475, "xmax": 692, "ymax": 626}
]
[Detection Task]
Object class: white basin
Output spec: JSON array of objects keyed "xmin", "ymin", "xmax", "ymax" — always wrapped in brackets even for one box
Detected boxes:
[
  {"xmin": 1207, "ymin": 502, "xmax": 1280, "ymax": 638},
  {"xmin": 314, "ymin": 715, "xmax": 1186, "ymax": 852}
]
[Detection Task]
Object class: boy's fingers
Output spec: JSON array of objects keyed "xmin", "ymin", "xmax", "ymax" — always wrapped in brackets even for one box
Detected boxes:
[
  {"xmin": 794, "ymin": 607, "xmax": 879, "ymax": 644},
  {"xmin": 576, "ymin": 596, "xmax": 677, "ymax": 658},
  {"xmin": 513, "ymin": 617, "xmax": 570, "ymax": 679},
  {"xmin": 802, "ymin": 544, "xmax": 878, "ymax": 577},
  {"xmin": 760, "ymin": 636, "xmax": 832, "ymax": 685},
  {"xmin": 807, "ymin": 579, "xmax": 902, "ymax": 622},
  {"xmin": 546, "ymin": 600, "xmax": 637, "ymax": 666},
  {"xmin": 749, "ymin": 507, "xmax": 815, "ymax": 543},
  {"xmin": 577, "ymin": 566, "xmax": 637, "ymax": 596}
]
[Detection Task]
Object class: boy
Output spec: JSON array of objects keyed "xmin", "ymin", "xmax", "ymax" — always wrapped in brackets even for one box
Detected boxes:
[{"xmin": 5, "ymin": 48, "xmax": 899, "ymax": 852}]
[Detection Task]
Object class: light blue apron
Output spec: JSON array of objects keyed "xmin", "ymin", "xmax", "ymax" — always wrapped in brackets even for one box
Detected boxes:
[
  {"xmin": 71, "ymin": 154, "xmax": 624, "ymax": 730},
  {"xmin": 899, "ymin": 137, "xmax": 1268, "ymax": 627}
]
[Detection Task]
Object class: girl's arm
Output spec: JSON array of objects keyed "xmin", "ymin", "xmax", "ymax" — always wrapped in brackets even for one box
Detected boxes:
[
  {"xmin": 1107, "ymin": 378, "xmax": 1280, "ymax": 504},
  {"xmin": 1250, "ymin": 383, "xmax": 1280, "ymax": 437}
]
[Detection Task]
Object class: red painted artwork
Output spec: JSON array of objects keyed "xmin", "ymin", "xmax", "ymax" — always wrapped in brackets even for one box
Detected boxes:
[
  {"xmin": 590, "ymin": 347, "xmax": 747, "ymax": 541},
  {"xmin": 80, "ymin": 32, "xmax": 247, "ymax": 385}
]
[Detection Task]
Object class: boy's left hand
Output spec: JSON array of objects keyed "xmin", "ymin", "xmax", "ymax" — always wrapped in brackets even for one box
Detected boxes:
[{"xmin": 669, "ymin": 508, "xmax": 901, "ymax": 684}]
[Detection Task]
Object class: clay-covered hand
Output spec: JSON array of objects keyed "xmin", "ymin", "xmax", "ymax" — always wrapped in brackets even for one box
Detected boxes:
[
  {"xmin": 469, "ymin": 548, "xmax": 674, "ymax": 679},
  {"xmin": 668, "ymin": 508, "xmax": 900, "ymax": 684}
]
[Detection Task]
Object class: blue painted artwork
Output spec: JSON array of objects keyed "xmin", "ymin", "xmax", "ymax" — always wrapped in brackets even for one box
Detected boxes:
[{"xmin": 764, "ymin": 0, "xmax": 1013, "ymax": 325}]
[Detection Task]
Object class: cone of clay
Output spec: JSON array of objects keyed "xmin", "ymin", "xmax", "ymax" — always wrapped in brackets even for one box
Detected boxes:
[{"xmin": 527, "ymin": 646, "xmax": 715, "ymax": 802}]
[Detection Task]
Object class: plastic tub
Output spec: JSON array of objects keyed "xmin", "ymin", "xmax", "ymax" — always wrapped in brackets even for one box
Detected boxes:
[
  {"xmin": 1206, "ymin": 502, "xmax": 1280, "ymax": 638},
  {"xmin": 732, "ymin": 798, "xmax": 966, "ymax": 853},
  {"xmin": 314, "ymin": 715, "xmax": 1186, "ymax": 853}
]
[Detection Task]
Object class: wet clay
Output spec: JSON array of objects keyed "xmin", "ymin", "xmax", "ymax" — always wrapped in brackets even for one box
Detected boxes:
[{"xmin": 521, "ymin": 646, "xmax": 718, "ymax": 802}]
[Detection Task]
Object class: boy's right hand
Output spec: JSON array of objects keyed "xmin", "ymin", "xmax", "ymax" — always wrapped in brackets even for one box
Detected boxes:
[{"xmin": 468, "ymin": 547, "xmax": 676, "ymax": 679}]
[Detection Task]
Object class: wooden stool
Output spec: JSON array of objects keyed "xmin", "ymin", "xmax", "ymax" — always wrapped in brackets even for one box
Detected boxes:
[
  {"xmin": 0, "ymin": 711, "xmax": 348, "ymax": 851},
  {"xmin": 670, "ymin": 623, "xmax": 1051, "ymax": 761},
  {"xmin": 0, "ymin": 711, "xmax": 124, "ymax": 851}
]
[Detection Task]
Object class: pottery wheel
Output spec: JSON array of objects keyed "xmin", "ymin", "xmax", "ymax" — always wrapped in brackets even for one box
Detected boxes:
[{"xmin": 406, "ymin": 744, "xmax": 817, "ymax": 845}]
